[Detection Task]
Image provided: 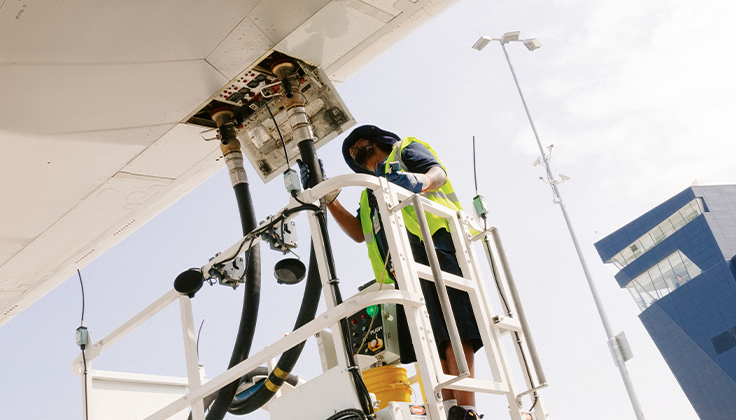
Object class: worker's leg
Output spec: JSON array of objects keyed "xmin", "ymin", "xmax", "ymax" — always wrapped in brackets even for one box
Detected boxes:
[
  {"xmin": 439, "ymin": 358, "xmax": 455, "ymax": 401},
  {"xmin": 443, "ymin": 340, "xmax": 476, "ymax": 407}
]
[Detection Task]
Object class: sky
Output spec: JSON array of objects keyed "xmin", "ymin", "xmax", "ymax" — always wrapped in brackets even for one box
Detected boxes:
[{"xmin": 3, "ymin": 0, "xmax": 736, "ymax": 419}]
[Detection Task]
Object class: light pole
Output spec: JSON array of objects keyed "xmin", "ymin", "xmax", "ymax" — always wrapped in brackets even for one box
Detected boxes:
[{"xmin": 473, "ymin": 32, "xmax": 646, "ymax": 420}]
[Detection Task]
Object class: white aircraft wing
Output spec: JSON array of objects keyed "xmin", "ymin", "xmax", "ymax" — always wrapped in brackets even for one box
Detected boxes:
[{"xmin": 0, "ymin": 0, "xmax": 460, "ymax": 326}]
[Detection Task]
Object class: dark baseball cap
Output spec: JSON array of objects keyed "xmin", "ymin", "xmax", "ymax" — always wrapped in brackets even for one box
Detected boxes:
[{"xmin": 342, "ymin": 125, "xmax": 401, "ymax": 174}]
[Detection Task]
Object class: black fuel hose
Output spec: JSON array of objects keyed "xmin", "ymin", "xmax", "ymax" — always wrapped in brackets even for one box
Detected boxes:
[
  {"xmin": 297, "ymin": 139, "xmax": 373, "ymax": 415},
  {"xmin": 211, "ymin": 139, "xmax": 368, "ymax": 416},
  {"xmin": 227, "ymin": 243, "xmax": 322, "ymax": 414},
  {"xmin": 325, "ymin": 409, "xmax": 368, "ymax": 420},
  {"xmin": 206, "ymin": 182, "xmax": 261, "ymax": 420},
  {"xmin": 240, "ymin": 366, "xmax": 300, "ymax": 388}
]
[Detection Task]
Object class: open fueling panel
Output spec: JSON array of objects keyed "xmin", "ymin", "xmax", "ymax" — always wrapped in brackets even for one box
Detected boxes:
[{"xmin": 187, "ymin": 51, "xmax": 355, "ymax": 183}]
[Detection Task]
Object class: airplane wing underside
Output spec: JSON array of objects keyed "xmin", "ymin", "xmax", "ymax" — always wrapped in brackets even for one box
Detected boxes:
[{"xmin": 0, "ymin": 0, "xmax": 461, "ymax": 326}]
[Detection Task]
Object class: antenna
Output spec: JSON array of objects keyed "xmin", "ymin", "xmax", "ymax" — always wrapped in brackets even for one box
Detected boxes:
[
  {"xmin": 471, "ymin": 136, "xmax": 489, "ymax": 220},
  {"xmin": 473, "ymin": 135, "xmax": 479, "ymax": 194}
]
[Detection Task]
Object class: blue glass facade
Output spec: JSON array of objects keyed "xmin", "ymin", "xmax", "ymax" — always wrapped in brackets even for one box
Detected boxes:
[{"xmin": 595, "ymin": 185, "xmax": 736, "ymax": 420}]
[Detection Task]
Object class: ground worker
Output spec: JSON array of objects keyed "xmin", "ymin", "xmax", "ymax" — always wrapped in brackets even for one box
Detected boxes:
[{"xmin": 299, "ymin": 125, "xmax": 483, "ymax": 419}]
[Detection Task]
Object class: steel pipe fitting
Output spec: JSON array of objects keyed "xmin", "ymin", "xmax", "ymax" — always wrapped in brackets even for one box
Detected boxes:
[{"xmin": 210, "ymin": 106, "xmax": 248, "ymax": 186}]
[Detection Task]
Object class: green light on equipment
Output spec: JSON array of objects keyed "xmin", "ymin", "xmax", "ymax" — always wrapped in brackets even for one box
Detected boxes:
[{"xmin": 365, "ymin": 305, "xmax": 380, "ymax": 318}]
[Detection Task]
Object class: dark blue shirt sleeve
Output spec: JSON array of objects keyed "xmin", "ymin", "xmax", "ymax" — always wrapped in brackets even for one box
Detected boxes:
[
  {"xmin": 360, "ymin": 142, "xmax": 443, "ymax": 217},
  {"xmin": 401, "ymin": 142, "xmax": 443, "ymax": 174}
]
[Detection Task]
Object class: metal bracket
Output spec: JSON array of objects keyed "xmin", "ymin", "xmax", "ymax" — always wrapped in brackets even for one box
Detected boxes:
[
  {"xmin": 207, "ymin": 252, "xmax": 245, "ymax": 288},
  {"xmin": 199, "ymin": 128, "xmax": 219, "ymax": 141},
  {"xmin": 516, "ymin": 383, "xmax": 548, "ymax": 400},
  {"xmin": 259, "ymin": 81, "xmax": 285, "ymax": 99}
]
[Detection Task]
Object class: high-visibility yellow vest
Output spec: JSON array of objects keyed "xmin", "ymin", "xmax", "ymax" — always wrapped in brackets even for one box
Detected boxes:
[{"xmin": 359, "ymin": 137, "xmax": 462, "ymax": 283}]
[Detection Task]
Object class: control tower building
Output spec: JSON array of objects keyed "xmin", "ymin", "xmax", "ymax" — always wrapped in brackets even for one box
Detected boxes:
[{"xmin": 594, "ymin": 183, "xmax": 736, "ymax": 420}]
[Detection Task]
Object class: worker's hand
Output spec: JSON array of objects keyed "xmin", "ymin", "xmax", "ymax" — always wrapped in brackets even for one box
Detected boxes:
[
  {"xmin": 296, "ymin": 158, "xmax": 321, "ymax": 190},
  {"xmin": 385, "ymin": 171, "xmax": 431, "ymax": 194},
  {"xmin": 296, "ymin": 159, "xmax": 341, "ymax": 204}
]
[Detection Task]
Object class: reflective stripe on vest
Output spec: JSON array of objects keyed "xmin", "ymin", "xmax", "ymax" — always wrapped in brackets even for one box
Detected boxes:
[
  {"xmin": 358, "ymin": 137, "xmax": 462, "ymax": 283},
  {"xmin": 359, "ymin": 190, "xmax": 393, "ymax": 283},
  {"xmin": 386, "ymin": 137, "xmax": 462, "ymax": 240}
]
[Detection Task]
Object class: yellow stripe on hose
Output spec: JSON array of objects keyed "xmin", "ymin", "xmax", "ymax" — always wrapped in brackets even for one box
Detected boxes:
[
  {"xmin": 264, "ymin": 379, "xmax": 281, "ymax": 393},
  {"xmin": 273, "ymin": 367, "xmax": 290, "ymax": 380}
]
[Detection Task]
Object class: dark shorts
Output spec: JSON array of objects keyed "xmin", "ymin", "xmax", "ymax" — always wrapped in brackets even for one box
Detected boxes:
[{"xmin": 395, "ymin": 244, "xmax": 483, "ymax": 363}]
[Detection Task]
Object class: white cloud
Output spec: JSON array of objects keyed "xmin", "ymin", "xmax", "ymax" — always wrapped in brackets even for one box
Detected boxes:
[{"xmin": 519, "ymin": 0, "xmax": 736, "ymax": 201}]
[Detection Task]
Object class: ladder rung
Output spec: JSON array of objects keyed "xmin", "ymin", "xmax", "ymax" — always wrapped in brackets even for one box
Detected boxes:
[
  {"xmin": 414, "ymin": 265, "xmax": 473, "ymax": 292},
  {"xmin": 438, "ymin": 376, "xmax": 510, "ymax": 395}
]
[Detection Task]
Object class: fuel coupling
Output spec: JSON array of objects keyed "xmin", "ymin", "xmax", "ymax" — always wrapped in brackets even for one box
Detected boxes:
[
  {"xmin": 271, "ymin": 60, "xmax": 314, "ymax": 145},
  {"xmin": 210, "ymin": 106, "xmax": 248, "ymax": 187}
]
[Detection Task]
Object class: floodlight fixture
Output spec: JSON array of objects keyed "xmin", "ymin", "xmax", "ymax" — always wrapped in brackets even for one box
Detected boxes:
[
  {"xmin": 524, "ymin": 38, "xmax": 542, "ymax": 51},
  {"xmin": 472, "ymin": 36, "xmax": 492, "ymax": 51},
  {"xmin": 472, "ymin": 31, "xmax": 646, "ymax": 420},
  {"xmin": 501, "ymin": 31, "xmax": 520, "ymax": 43}
]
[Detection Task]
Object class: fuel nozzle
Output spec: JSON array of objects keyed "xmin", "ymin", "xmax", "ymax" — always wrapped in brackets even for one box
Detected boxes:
[
  {"xmin": 210, "ymin": 106, "xmax": 248, "ymax": 187},
  {"xmin": 271, "ymin": 59, "xmax": 297, "ymax": 99},
  {"xmin": 270, "ymin": 59, "xmax": 318, "ymax": 181},
  {"xmin": 210, "ymin": 106, "xmax": 238, "ymax": 146}
]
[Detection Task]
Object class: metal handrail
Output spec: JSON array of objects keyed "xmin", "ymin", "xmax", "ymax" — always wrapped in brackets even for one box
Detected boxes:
[
  {"xmin": 144, "ymin": 290, "xmax": 424, "ymax": 420},
  {"xmin": 409, "ymin": 195, "xmax": 470, "ymax": 393},
  {"xmin": 490, "ymin": 228, "xmax": 546, "ymax": 385},
  {"xmin": 74, "ymin": 173, "xmax": 549, "ymax": 420},
  {"xmin": 72, "ymin": 289, "xmax": 180, "ymax": 375}
]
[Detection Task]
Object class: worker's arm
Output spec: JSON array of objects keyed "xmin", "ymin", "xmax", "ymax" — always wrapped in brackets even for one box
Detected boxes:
[
  {"xmin": 326, "ymin": 199, "xmax": 365, "ymax": 243},
  {"xmin": 386, "ymin": 165, "xmax": 447, "ymax": 193},
  {"xmin": 423, "ymin": 166, "xmax": 447, "ymax": 192},
  {"xmin": 387, "ymin": 141, "xmax": 448, "ymax": 193}
]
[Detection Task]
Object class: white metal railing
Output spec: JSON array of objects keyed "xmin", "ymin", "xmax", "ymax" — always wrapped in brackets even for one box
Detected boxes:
[{"xmin": 74, "ymin": 173, "xmax": 548, "ymax": 420}]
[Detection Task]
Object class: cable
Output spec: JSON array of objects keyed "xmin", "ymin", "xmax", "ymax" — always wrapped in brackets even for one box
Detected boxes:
[
  {"xmin": 325, "ymin": 408, "xmax": 367, "ymax": 420},
  {"xmin": 77, "ymin": 269, "xmax": 89, "ymax": 420},
  {"xmin": 215, "ymin": 204, "xmax": 319, "ymax": 268},
  {"xmin": 78, "ymin": 269, "xmax": 85, "ymax": 325},
  {"xmin": 237, "ymin": 236, "xmax": 259, "ymax": 283},
  {"xmin": 472, "ymin": 141, "xmax": 539, "ymax": 408},
  {"xmin": 291, "ymin": 193, "xmax": 313, "ymax": 208},
  {"xmin": 528, "ymin": 392, "xmax": 539, "ymax": 412},
  {"xmin": 81, "ymin": 348, "xmax": 89, "ymax": 420},
  {"xmin": 196, "ymin": 320, "xmax": 205, "ymax": 360},
  {"xmin": 482, "ymin": 220, "xmax": 535, "ymax": 390},
  {"xmin": 310, "ymin": 201, "xmax": 373, "ymax": 414},
  {"xmin": 264, "ymin": 101, "xmax": 290, "ymax": 166},
  {"xmin": 316, "ymin": 208, "xmax": 374, "ymax": 415},
  {"xmin": 295, "ymin": 138, "xmax": 373, "ymax": 415},
  {"xmin": 215, "ymin": 234, "xmax": 256, "ymax": 267},
  {"xmin": 473, "ymin": 135, "xmax": 479, "ymax": 194},
  {"xmin": 484, "ymin": 219, "xmax": 510, "ymax": 315}
]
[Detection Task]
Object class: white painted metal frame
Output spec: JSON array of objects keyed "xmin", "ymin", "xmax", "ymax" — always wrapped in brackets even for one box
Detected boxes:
[
  {"xmin": 72, "ymin": 290, "xmax": 204, "ymax": 419},
  {"xmin": 74, "ymin": 174, "xmax": 547, "ymax": 420},
  {"xmin": 367, "ymin": 177, "xmax": 529, "ymax": 420},
  {"xmin": 483, "ymin": 225, "xmax": 550, "ymax": 419}
]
